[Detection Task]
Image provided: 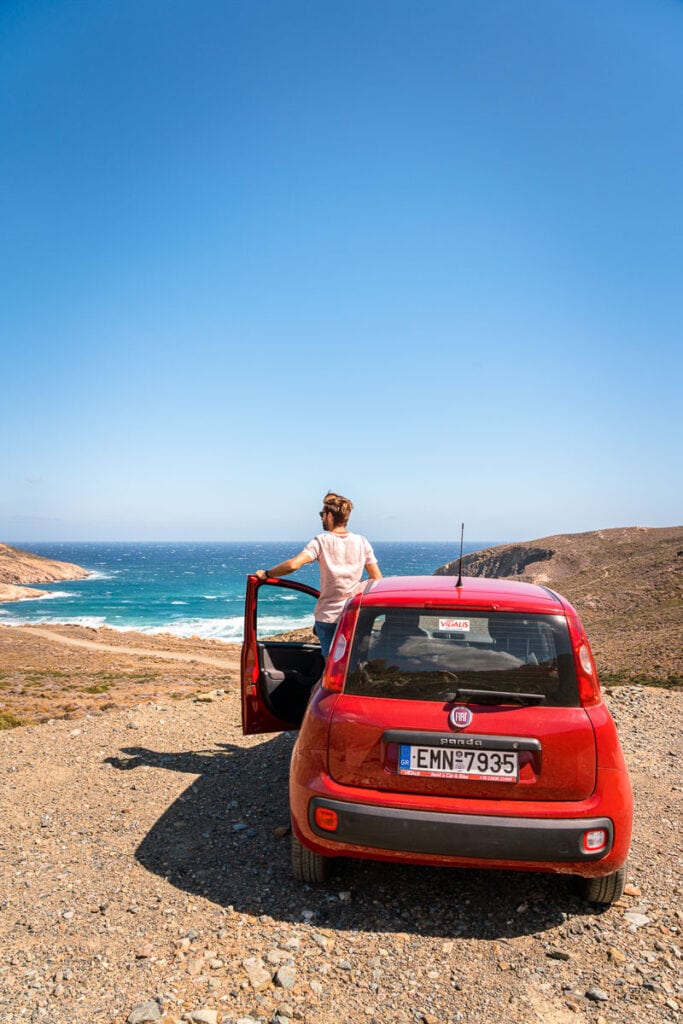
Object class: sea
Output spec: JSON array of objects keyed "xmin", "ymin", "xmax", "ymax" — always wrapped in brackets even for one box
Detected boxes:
[{"xmin": 0, "ymin": 541, "xmax": 494, "ymax": 643}]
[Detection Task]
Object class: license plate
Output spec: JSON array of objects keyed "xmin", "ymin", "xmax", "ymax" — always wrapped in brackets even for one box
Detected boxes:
[{"xmin": 399, "ymin": 744, "xmax": 518, "ymax": 782}]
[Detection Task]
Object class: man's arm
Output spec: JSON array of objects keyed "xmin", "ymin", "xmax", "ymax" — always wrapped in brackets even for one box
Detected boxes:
[
  {"xmin": 366, "ymin": 561, "xmax": 382, "ymax": 580},
  {"xmin": 256, "ymin": 549, "xmax": 314, "ymax": 580}
]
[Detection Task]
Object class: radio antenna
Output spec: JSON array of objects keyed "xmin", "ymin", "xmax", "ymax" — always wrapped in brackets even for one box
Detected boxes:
[{"xmin": 455, "ymin": 522, "xmax": 464, "ymax": 588}]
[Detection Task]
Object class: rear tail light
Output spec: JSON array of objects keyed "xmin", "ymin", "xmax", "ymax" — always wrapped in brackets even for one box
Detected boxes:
[
  {"xmin": 321, "ymin": 599, "xmax": 360, "ymax": 692},
  {"xmin": 561, "ymin": 605, "xmax": 601, "ymax": 707},
  {"xmin": 576, "ymin": 640, "xmax": 601, "ymax": 707},
  {"xmin": 583, "ymin": 828, "xmax": 608, "ymax": 852}
]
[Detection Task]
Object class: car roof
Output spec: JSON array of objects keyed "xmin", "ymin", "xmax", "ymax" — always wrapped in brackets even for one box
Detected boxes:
[{"xmin": 360, "ymin": 575, "xmax": 565, "ymax": 614}]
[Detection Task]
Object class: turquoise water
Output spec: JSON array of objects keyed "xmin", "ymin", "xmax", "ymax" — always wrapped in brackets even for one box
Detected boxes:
[{"xmin": 0, "ymin": 541, "xmax": 494, "ymax": 642}]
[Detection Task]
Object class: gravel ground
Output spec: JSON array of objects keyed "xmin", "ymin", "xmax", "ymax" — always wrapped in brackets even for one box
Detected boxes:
[{"xmin": 1, "ymin": 685, "xmax": 681, "ymax": 1024}]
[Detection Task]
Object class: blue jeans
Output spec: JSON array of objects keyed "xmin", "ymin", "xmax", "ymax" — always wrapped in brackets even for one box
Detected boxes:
[{"xmin": 314, "ymin": 620, "xmax": 337, "ymax": 657}]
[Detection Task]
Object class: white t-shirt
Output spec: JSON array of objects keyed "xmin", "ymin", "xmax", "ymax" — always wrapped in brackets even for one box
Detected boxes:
[{"xmin": 303, "ymin": 531, "xmax": 378, "ymax": 623}]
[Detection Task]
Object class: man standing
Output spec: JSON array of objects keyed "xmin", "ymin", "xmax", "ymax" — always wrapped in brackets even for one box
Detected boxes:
[{"xmin": 256, "ymin": 491, "xmax": 381, "ymax": 655}]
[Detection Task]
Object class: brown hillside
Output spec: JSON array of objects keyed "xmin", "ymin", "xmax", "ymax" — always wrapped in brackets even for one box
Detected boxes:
[
  {"xmin": 435, "ymin": 526, "xmax": 683, "ymax": 685},
  {"xmin": 0, "ymin": 542, "xmax": 89, "ymax": 602}
]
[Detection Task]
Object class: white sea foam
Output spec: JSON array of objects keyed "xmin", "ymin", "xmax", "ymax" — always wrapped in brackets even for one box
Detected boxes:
[
  {"xmin": 111, "ymin": 611, "xmax": 312, "ymax": 643},
  {"xmin": 0, "ymin": 613, "xmax": 107, "ymax": 628},
  {"xmin": 141, "ymin": 616, "xmax": 246, "ymax": 641},
  {"xmin": 256, "ymin": 614, "xmax": 315, "ymax": 635},
  {"xmin": 170, "ymin": 601, "xmax": 188, "ymax": 605},
  {"xmin": 0, "ymin": 609, "xmax": 248, "ymax": 642},
  {"xmin": 3, "ymin": 589, "xmax": 81, "ymax": 604},
  {"xmin": 57, "ymin": 615, "xmax": 107, "ymax": 628}
]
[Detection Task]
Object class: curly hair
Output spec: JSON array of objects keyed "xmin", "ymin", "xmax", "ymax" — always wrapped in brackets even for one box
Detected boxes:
[{"xmin": 322, "ymin": 491, "xmax": 354, "ymax": 527}]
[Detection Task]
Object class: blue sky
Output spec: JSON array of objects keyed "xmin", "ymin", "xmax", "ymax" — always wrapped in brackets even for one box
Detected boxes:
[{"xmin": 2, "ymin": 0, "xmax": 681, "ymax": 543}]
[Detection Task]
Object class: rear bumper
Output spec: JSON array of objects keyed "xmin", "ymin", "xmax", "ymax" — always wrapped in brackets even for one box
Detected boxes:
[
  {"xmin": 289, "ymin": 763, "xmax": 633, "ymax": 875},
  {"xmin": 309, "ymin": 797, "xmax": 613, "ymax": 862}
]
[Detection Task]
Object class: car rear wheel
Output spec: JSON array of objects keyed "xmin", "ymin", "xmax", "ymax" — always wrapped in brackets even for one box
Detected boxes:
[
  {"xmin": 579, "ymin": 862, "xmax": 627, "ymax": 906},
  {"xmin": 291, "ymin": 832, "xmax": 331, "ymax": 884}
]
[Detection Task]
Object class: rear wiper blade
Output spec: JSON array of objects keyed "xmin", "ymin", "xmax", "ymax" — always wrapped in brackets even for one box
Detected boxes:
[{"xmin": 454, "ymin": 688, "xmax": 546, "ymax": 706}]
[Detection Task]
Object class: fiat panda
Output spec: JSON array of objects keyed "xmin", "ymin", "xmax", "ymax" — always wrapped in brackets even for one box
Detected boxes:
[{"xmin": 241, "ymin": 574, "xmax": 633, "ymax": 905}]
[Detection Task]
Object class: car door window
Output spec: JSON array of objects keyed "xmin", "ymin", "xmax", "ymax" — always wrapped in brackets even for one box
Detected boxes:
[{"xmin": 256, "ymin": 585, "xmax": 318, "ymax": 641}]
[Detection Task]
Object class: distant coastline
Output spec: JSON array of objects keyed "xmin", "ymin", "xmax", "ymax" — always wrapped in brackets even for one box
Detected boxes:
[
  {"xmin": 2, "ymin": 531, "xmax": 679, "ymax": 687},
  {"xmin": 0, "ymin": 582, "xmax": 50, "ymax": 602},
  {"xmin": 0, "ymin": 540, "xmax": 471, "ymax": 640},
  {"xmin": 0, "ymin": 542, "xmax": 90, "ymax": 603},
  {"xmin": 0, "ymin": 528, "xmax": 680, "ymax": 729}
]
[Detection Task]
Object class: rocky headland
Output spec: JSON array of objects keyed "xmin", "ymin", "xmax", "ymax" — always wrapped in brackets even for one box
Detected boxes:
[{"xmin": 0, "ymin": 542, "xmax": 90, "ymax": 602}]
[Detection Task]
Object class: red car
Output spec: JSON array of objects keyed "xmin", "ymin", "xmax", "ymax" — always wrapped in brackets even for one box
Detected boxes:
[{"xmin": 241, "ymin": 573, "xmax": 633, "ymax": 905}]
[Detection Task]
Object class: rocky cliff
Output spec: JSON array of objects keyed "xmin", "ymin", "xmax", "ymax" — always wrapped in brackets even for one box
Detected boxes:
[
  {"xmin": 0, "ymin": 543, "xmax": 89, "ymax": 602},
  {"xmin": 435, "ymin": 525, "xmax": 683, "ymax": 684}
]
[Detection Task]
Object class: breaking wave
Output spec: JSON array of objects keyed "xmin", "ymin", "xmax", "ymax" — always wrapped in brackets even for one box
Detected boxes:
[{"xmin": 0, "ymin": 613, "xmax": 107, "ymax": 628}]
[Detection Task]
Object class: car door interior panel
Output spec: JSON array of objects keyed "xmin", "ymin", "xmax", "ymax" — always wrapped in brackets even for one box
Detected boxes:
[{"xmin": 259, "ymin": 642, "xmax": 325, "ymax": 721}]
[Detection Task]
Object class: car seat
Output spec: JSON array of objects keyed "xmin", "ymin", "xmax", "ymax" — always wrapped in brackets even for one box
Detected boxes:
[{"xmin": 372, "ymin": 610, "xmax": 430, "ymax": 666}]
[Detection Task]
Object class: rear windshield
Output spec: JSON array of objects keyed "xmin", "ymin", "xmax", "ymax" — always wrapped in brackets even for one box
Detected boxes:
[{"xmin": 344, "ymin": 607, "xmax": 578, "ymax": 707}]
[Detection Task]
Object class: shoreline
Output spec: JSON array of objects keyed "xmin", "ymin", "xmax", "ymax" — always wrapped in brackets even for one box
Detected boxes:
[
  {"xmin": 0, "ymin": 607, "xmax": 247, "ymax": 644},
  {"xmin": 0, "ymin": 542, "xmax": 91, "ymax": 603},
  {"xmin": 0, "ymin": 583, "xmax": 50, "ymax": 602},
  {"xmin": 0, "ymin": 621, "xmax": 241, "ymax": 663},
  {"xmin": 0, "ymin": 618, "xmax": 241, "ymax": 647}
]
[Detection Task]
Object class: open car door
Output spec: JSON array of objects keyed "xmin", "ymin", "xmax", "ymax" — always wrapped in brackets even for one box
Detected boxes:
[{"xmin": 241, "ymin": 574, "xmax": 325, "ymax": 735}]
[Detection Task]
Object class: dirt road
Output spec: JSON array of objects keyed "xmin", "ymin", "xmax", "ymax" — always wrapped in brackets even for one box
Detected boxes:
[{"xmin": 5, "ymin": 625, "xmax": 241, "ymax": 671}]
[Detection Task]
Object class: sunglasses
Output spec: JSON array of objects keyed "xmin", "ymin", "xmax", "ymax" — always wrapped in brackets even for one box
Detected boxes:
[{"xmin": 319, "ymin": 509, "xmax": 330, "ymax": 518}]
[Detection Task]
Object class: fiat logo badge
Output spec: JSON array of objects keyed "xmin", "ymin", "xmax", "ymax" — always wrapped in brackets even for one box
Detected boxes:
[{"xmin": 449, "ymin": 705, "xmax": 473, "ymax": 729}]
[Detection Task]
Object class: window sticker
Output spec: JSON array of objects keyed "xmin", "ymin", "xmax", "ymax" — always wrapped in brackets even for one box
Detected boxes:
[{"xmin": 438, "ymin": 618, "xmax": 471, "ymax": 632}]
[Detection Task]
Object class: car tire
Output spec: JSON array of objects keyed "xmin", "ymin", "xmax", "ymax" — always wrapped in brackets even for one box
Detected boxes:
[
  {"xmin": 291, "ymin": 831, "xmax": 331, "ymax": 884},
  {"xmin": 579, "ymin": 862, "xmax": 627, "ymax": 906}
]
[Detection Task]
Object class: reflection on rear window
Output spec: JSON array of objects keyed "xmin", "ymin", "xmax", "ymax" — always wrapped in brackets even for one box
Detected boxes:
[{"xmin": 345, "ymin": 608, "xmax": 578, "ymax": 706}]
